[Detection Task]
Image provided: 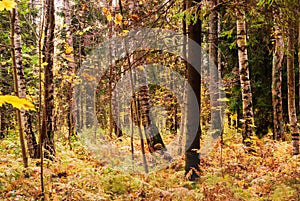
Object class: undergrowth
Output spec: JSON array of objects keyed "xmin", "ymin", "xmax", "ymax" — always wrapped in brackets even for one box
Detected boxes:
[{"xmin": 0, "ymin": 127, "xmax": 300, "ymax": 200}]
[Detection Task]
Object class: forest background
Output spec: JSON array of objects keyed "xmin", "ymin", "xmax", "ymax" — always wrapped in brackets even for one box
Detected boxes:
[{"xmin": 0, "ymin": 0, "xmax": 300, "ymax": 200}]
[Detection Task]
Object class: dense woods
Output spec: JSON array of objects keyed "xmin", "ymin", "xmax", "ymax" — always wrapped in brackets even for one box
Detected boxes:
[{"xmin": 0, "ymin": 0, "xmax": 300, "ymax": 200}]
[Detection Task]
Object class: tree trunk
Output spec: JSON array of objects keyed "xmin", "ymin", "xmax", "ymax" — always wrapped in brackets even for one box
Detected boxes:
[
  {"xmin": 209, "ymin": 0, "xmax": 221, "ymax": 138},
  {"xmin": 217, "ymin": 0, "xmax": 223, "ymax": 129},
  {"xmin": 0, "ymin": 63, "xmax": 9, "ymax": 139},
  {"xmin": 10, "ymin": 8, "xmax": 28, "ymax": 168},
  {"xmin": 133, "ymin": 67, "xmax": 166, "ymax": 153},
  {"xmin": 11, "ymin": 7, "xmax": 39, "ymax": 158},
  {"xmin": 236, "ymin": 8, "xmax": 254, "ymax": 146},
  {"xmin": 41, "ymin": 0, "xmax": 55, "ymax": 159},
  {"xmin": 298, "ymin": 0, "xmax": 300, "ymax": 148},
  {"xmin": 64, "ymin": 0, "xmax": 75, "ymax": 148},
  {"xmin": 272, "ymin": 21, "xmax": 284, "ymax": 140},
  {"xmin": 108, "ymin": 6, "xmax": 114, "ymax": 138},
  {"xmin": 185, "ymin": 0, "xmax": 201, "ymax": 181},
  {"xmin": 287, "ymin": 22, "xmax": 299, "ymax": 155},
  {"xmin": 178, "ymin": 0, "xmax": 187, "ymax": 156},
  {"xmin": 0, "ymin": 106, "xmax": 6, "ymax": 139}
]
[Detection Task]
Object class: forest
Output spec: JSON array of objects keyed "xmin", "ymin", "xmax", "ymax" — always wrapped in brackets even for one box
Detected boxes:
[{"xmin": 0, "ymin": 0, "xmax": 300, "ymax": 200}]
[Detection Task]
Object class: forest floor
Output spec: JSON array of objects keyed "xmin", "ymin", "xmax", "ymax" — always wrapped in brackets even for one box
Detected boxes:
[{"xmin": 0, "ymin": 128, "xmax": 300, "ymax": 201}]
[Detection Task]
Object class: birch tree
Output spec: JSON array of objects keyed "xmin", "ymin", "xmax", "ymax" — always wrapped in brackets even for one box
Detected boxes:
[
  {"xmin": 236, "ymin": 4, "xmax": 254, "ymax": 146},
  {"xmin": 11, "ymin": 6, "xmax": 39, "ymax": 159},
  {"xmin": 272, "ymin": 17, "xmax": 284, "ymax": 140}
]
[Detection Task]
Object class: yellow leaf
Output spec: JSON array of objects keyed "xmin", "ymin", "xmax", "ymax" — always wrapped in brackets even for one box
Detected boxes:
[
  {"xmin": 102, "ymin": 7, "xmax": 108, "ymax": 14},
  {"xmin": 0, "ymin": 2, "xmax": 4, "ymax": 10},
  {"xmin": 136, "ymin": 65, "xmax": 144, "ymax": 70},
  {"xmin": 120, "ymin": 29, "xmax": 129, "ymax": 37},
  {"xmin": 41, "ymin": 62, "xmax": 48, "ymax": 67},
  {"xmin": 0, "ymin": 98, "xmax": 5, "ymax": 106},
  {"xmin": 0, "ymin": 95, "xmax": 35, "ymax": 111},
  {"xmin": 114, "ymin": 13, "xmax": 122, "ymax": 25},
  {"xmin": 65, "ymin": 46, "xmax": 73, "ymax": 54},
  {"xmin": 0, "ymin": 0, "xmax": 17, "ymax": 11},
  {"xmin": 106, "ymin": 13, "xmax": 112, "ymax": 21}
]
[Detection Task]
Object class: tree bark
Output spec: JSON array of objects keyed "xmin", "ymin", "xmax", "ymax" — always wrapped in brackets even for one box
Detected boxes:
[
  {"xmin": 41, "ymin": 0, "xmax": 55, "ymax": 159},
  {"xmin": 272, "ymin": 21, "xmax": 284, "ymax": 140},
  {"xmin": 209, "ymin": 0, "xmax": 221, "ymax": 138},
  {"xmin": 64, "ymin": 0, "xmax": 75, "ymax": 149},
  {"xmin": 11, "ymin": 7, "xmax": 39, "ymax": 158},
  {"xmin": 133, "ymin": 67, "xmax": 166, "ymax": 153},
  {"xmin": 0, "ymin": 62, "xmax": 10, "ymax": 139},
  {"xmin": 185, "ymin": 0, "xmax": 201, "ymax": 181},
  {"xmin": 10, "ymin": 8, "xmax": 28, "ymax": 167},
  {"xmin": 287, "ymin": 22, "xmax": 299, "ymax": 155},
  {"xmin": 236, "ymin": 8, "xmax": 254, "ymax": 146}
]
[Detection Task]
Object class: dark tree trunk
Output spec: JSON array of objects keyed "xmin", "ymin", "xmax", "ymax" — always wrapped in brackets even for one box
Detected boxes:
[
  {"xmin": 41, "ymin": 0, "xmax": 55, "ymax": 159},
  {"xmin": 185, "ymin": 0, "xmax": 202, "ymax": 181},
  {"xmin": 0, "ymin": 63, "xmax": 10, "ymax": 139},
  {"xmin": 287, "ymin": 21, "xmax": 299, "ymax": 155}
]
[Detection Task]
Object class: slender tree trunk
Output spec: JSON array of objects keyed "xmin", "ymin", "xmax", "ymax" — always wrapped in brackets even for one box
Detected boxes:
[
  {"xmin": 42, "ymin": 0, "xmax": 55, "ymax": 159},
  {"xmin": 287, "ymin": 22, "xmax": 299, "ymax": 155},
  {"xmin": 178, "ymin": 0, "xmax": 187, "ymax": 156},
  {"xmin": 217, "ymin": 0, "xmax": 224, "ymax": 130},
  {"xmin": 112, "ymin": 86, "xmax": 122, "ymax": 137},
  {"xmin": 0, "ymin": 106, "xmax": 6, "ymax": 139},
  {"xmin": 272, "ymin": 21, "xmax": 284, "ymax": 140},
  {"xmin": 0, "ymin": 63, "xmax": 9, "ymax": 139},
  {"xmin": 236, "ymin": 8, "xmax": 254, "ymax": 146},
  {"xmin": 10, "ymin": 8, "xmax": 28, "ymax": 167},
  {"xmin": 108, "ymin": 67, "xmax": 113, "ymax": 137},
  {"xmin": 130, "ymin": 68, "xmax": 149, "ymax": 173},
  {"xmin": 209, "ymin": 0, "xmax": 221, "ymax": 138},
  {"xmin": 11, "ymin": 7, "xmax": 39, "ymax": 158},
  {"xmin": 108, "ymin": 5, "xmax": 114, "ymax": 138},
  {"xmin": 298, "ymin": 0, "xmax": 300, "ymax": 135},
  {"xmin": 185, "ymin": 0, "xmax": 201, "ymax": 181},
  {"xmin": 64, "ymin": 0, "xmax": 75, "ymax": 149}
]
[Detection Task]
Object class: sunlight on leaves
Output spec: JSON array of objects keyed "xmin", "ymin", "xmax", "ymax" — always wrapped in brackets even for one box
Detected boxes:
[
  {"xmin": 0, "ymin": 0, "xmax": 16, "ymax": 11},
  {"xmin": 0, "ymin": 95, "xmax": 35, "ymax": 111}
]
